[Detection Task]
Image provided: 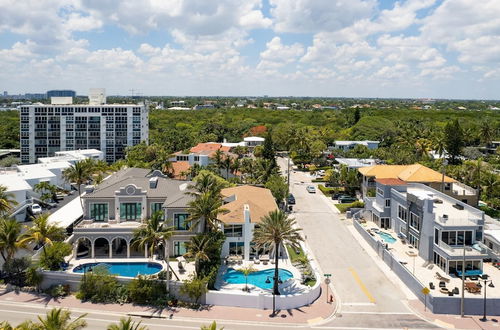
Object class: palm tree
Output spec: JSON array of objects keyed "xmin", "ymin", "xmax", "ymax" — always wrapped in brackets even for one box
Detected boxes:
[
  {"xmin": 107, "ymin": 317, "xmax": 147, "ymax": 330},
  {"xmin": 35, "ymin": 308, "xmax": 87, "ymax": 330},
  {"xmin": 187, "ymin": 171, "xmax": 225, "ymax": 196},
  {"xmin": 0, "ymin": 185, "xmax": 18, "ymax": 216},
  {"xmin": 253, "ymin": 210, "xmax": 303, "ymax": 298},
  {"xmin": 18, "ymin": 213, "xmax": 66, "ymax": 257},
  {"xmin": 63, "ymin": 161, "xmax": 91, "ymax": 210},
  {"xmin": 34, "ymin": 181, "xmax": 57, "ymax": 203},
  {"xmin": 132, "ymin": 211, "xmax": 174, "ymax": 290},
  {"xmin": 187, "ymin": 192, "xmax": 227, "ymax": 232},
  {"xmin": 200, "ymin": 321, "xmax": 224, "ymax": 330},
  {"xmin": 0, "ymin": 217, "xmax": 22, "ymax": 262},
  {"xmin": 132, "ymin": 211, "xmax": 173, "ymax": 258},
  {"xmin": 222, "ymin": 156, "xmax": 232, "ymax": 179},
  {"xmin": 211, "ymin": 149, "xmax": 224, "ymax": 173},
  {"xmin": 184, "ymin": 235, "xmax": 212, "ymax": 277},
  {"xmin": 238, "ymin": 265, "xmax": 256, "ymax": 292}
]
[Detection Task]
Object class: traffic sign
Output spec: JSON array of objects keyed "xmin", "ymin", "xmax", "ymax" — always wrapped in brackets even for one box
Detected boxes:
[
  {"xmin": 324, "ymin": 273, "xmax": 332, "ymax": 277},
  {"xmin": 422, "ymin": 287, "xmax": 430, "ymax": 295},
  {"xmin": 324, "ymin": 278, "xmax": 331, "ymax": 285}
]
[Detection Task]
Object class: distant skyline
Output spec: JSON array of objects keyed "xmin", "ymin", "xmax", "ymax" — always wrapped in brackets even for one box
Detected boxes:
[{"xmin": 1, "ymin": 0, "xmax": 499, "ymax": 99}]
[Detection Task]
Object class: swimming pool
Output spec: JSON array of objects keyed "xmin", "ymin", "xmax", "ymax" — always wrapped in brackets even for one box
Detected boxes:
[
  {"xmin": 73, "ymin": 262, "xmax": 163, "ymax": 277},
  {"xmin": 378, "ymin": 231, "xmax": 397, "ymax": 244},
  {"xmin": 223, "ymin": 268, "xmax": 294, "ymax": 290}
]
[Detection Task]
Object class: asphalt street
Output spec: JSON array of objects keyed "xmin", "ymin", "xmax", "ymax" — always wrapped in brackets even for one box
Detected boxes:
[{"xmin": 279, "ymin": 157, "xmax": 437, "ymax": 329}]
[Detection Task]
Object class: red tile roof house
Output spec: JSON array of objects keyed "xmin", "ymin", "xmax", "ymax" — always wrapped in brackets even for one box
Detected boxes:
[{"xmin": 170, "ymin": 142, "xmax": 237, "ymax": 179}]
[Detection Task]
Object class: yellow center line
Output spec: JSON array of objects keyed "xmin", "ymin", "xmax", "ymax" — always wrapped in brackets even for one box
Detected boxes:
[{"xmin": 348, "ymin": 267, "xmax": 376, "ymax": 303}]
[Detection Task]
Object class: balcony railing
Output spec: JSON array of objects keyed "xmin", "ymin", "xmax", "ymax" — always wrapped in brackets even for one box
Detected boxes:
[
  {"xmin": 436, "ymin": 216, "xmax": 480, "ymax": 227},
  {"xmin": 436, "ymin": 240, "xmax": 488, "ymax": 256}
]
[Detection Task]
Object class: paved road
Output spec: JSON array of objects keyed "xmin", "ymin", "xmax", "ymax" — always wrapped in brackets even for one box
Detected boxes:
[
  {"xmin": 0, "ymin": 300, "xmax": 315, "ymax": 330},
  {"xmin": 279, "ymin": 158, "xmax": 436, "ymax": 329}
]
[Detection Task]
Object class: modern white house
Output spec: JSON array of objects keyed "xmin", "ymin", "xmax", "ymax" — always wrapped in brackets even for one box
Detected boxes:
[
  {"xmin": 330, "ymin": 140, "xmax": 380, "ymax": 151},
  {"xmin": 362, "ymin": 178, "xmax": 488, "ymax": 276},
  {"xmin": 335, "ymin": 158, "xmax": 379, "ymax": 169},
  {"xmin": 219, "ymin": 185, "xmax": 278, "ymax": 261}
]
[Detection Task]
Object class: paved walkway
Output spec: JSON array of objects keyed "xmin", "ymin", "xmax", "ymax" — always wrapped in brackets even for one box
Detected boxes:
[{"xmin": 0, "ymin": 284, "xmax": 335, "ymax": 326}]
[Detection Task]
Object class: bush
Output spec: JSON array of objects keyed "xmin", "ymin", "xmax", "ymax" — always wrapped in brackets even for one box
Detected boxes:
[
  {"xmin": 46, "ymin": 284, "xmax": 69, "ymax": 298},
  {"xmin": 40, "ymin": 242, "xmax": 72, "ymax": 271},
  {"xmin": 127, "ymin": 276, "xmax": 168, "ymax": 306},
  {"xmin": 77, "ymin": 268, "xmax": 123, "ymax": 303},
  {"xmin": 25, "ymin": 267, "xmax": 43, "ymax": 290},
  {"xmin": 318, "ymin": 184, "xmax": 336, "ymax": 196},
  {"xmin": 206, "ymin": 265, "xmax": 219, "ymax": 290},
  {"xmin": 180, "ymin": 276, "xmax": 208, "ymax": 305},
  {"xmin": 335, "ymin": 201, "xmax": 365, "ymax": 213}
]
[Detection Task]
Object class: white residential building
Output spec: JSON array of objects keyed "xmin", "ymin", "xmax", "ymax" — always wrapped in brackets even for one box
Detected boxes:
[
  {"xmin": 330, "ymin": 140, "xmax": 380, "ymax": 151},
  {"xmin": 20, "ymin": 89, "xmax": 148, "ymax": 164}
]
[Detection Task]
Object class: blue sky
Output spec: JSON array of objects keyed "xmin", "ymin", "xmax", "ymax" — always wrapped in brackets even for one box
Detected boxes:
[{"xmin": 0, "ymin": 0, "xmax": 499, "ymax": 99}]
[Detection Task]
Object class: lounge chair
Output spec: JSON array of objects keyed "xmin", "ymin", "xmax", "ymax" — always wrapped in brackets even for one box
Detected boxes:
[
  {"xmin": 429, "ymin": 282, "xmax": 435, "ymax": 290},
  {"xmin": 439, "ymin": 281, "xmax": 446, "ymax": 288},
  {"xmin": 435, "ymin": 272, "xmax": 450, "ymax": 283},
  {"xmin": 254, "ymin": 258, "xmax": 260, "ymax": 265}
]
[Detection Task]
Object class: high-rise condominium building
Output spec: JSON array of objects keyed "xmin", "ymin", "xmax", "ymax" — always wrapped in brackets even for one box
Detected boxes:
[{"xmin": 20, "ymin": 90, "xmax": 148, "ymax": 164}]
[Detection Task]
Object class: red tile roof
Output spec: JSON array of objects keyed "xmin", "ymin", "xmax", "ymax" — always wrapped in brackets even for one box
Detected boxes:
[{"xmin": 375, "ymin": 178, "xmax": 407, "ymax": 186}]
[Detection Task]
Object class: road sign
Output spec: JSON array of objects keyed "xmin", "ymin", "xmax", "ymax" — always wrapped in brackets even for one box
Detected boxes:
[
  {"xmin": 324, "ymin": 278, "xmax": 331, "ymax": 285},
  {"xmin": 324, "ymin": 273, "xmax": 332, "ymax": 277},
  {"xmin": 422, "ymin": 287, "xmax": 430, "ymax": 295}
]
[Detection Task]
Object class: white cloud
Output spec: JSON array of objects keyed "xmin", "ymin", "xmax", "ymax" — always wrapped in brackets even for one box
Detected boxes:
[
  {"xmin": 269, "ymin": 0, "xmax": 376, "ymax": 33},
  {"xmin": 257, "ymin": 37, "xmax": 304, "ymax": 70}
]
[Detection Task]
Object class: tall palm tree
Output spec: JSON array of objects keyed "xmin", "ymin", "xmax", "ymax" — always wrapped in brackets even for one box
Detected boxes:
[
  {"xmin": 0, "ymin": 185, "xmax": 18, "ymax": 216},
  {"xmin": 253, "ymin": 210, "xmax": 303, "ymax": 298},
  {"xmin": 187, "ymin": 171, "xmax": 225, "ymax": 196},
  {"xmin": 107, "ymin": 317, "xmax": 147, "ymax": 330},
  {"xmin": 187, "ymin": 192, "xmax": 227, "ymax": 232},
  {"xmin": 132, "ymin": 211, "xmax": 174, "ymax": 290},
  {"xmin": 184, "ymin": 234, "xmax": 212, "ymax": 277},
  {"xmin": 211, "ymin": 149, "xmax": 224, "ymax": 173},
  {"xmin": 35, "ymin": 308, "xmax": 87, "ymax": 330},
  {"xmin": 222, "ymin": 156, "xmax": 232, "ymax": 179},
  {"xmin": 34, "ymin": 181, "xmax": 58, "ymax": 203},
  {"xmin": 132, "ymin": 211, "xmax": 174, "ymax": 258},
  {"xmin": 18, "ymin": 213, "xmax": 66, "ymax": 257},
  {"xmin": 63, "ymin": 161, "xmax": 91, "ymax": 211},
  {"xmin": 0, "ymin": 217, "xmax": 22, "ymax": 262}
]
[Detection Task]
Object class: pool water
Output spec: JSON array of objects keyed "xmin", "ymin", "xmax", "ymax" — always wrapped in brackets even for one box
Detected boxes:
[
  {"xmin": 378, "ymin": 231, "xmax": 397, "ymax": 244},
  {"xmin": 223, "ymin": 268, "xmax": 294, "ymax": 290},
  {"xmin": 73, "ymin": 262, "xmax": 162, "ymax": 277}
]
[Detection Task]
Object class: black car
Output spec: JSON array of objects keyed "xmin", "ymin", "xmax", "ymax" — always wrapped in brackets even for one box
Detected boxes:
[{"xmin": 287, "ymin": 194, "xmax": 296, "ymax": 204}]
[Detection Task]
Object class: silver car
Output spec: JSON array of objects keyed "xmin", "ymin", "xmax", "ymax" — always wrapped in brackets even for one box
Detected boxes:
[{"xmin": 306, "ymin": 185, "xmax": 316, "ymax": 193}]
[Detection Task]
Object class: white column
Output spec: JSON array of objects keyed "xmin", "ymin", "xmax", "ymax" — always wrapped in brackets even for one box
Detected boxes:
[
  {"xmin": 145, "ymin": 243, "xmax": 148, "ymax": 258},
  {"xmin": 73, "ymin": 241, "xmax": 78, "ymax": 259},
  {"xmin": 127, "ymin": 241, "xmax": 130, "ymax": 258},
  {"xmin": 165, "ymin": 241, "xmax": 170, "ymax": 292},
  {"xmin": 109, "ymin": 239, "xmax": 113, "ymax": 258},
  {"xmin": 91, "ymin": 240, "xmax": 95, "ymax": 259}
]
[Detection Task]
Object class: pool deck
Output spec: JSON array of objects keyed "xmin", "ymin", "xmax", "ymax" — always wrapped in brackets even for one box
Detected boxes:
[
  {"xmin": 362, "ymin": 220, "xmax": 500, "ymax": 298},
  {"xmin": 215, "ymin": 257, "xmax": 311, "ymax": 295}
]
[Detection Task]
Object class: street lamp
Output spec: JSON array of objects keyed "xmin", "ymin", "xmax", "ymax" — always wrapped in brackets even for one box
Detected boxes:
[
  {"xmin": 460, "ymin": 245, "xmax": 473, "ymax": 317},
  {"xmin": 478, "ymin": 274, "xmax": 494, "ymax": 322}
]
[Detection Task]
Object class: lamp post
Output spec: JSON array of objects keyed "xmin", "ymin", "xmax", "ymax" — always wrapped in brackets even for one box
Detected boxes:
[
  {"xmin": 460, "ymin": 245, "xmax": 472, "ymax": 317},
  {"xmin": 478, "ymin": 275, "xmax": 494, "ymax": 322}
]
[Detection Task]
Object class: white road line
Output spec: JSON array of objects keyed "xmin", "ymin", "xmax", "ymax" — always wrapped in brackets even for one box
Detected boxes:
[
  {"xmin": 340, "ymin": 311, "xmax": 415, "ymax": 315},
  {"xmin": 341, "ymin": 302, "xmax": 375, "ymax": 306}
]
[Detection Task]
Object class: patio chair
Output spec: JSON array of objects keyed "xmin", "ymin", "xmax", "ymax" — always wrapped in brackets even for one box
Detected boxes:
[
  {"xmin": 429, "ymin": 282, "xmax": 435, "ymax": 290},
  {"xmin": 439, "ymin": 281, "xmax": 446, "ymax": 288},
  {"xmin": 453, "ymin": 287, "xmax": 459, "ymax": 294},
  {"xmin": 254, "ymin": 258, "xmax": 260, "ymax": 264}
]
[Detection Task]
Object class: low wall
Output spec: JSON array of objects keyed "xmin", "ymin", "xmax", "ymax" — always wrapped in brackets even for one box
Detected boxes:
[
  {"xmin": 205, "ymin": 280, "xmax": 321, "ymax": 310},
  {"xmin": 353, "ymin": 220, "xmax": 500, "ymax": 316}
]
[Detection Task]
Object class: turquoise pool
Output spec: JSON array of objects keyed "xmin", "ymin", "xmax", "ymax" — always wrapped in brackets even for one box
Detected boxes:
[
  {"xmin": 73, "ymin": 262, "xmax": 162, "ymax": 277},
  {"xmin": 378, "ymin": 231, "xmax": 397, "ymax": 243},
  {"xmin": 223, "ymin": 268, "xmax": 294, "ymax": 290}
]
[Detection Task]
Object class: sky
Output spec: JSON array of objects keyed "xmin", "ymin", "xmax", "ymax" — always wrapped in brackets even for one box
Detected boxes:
[{"xmin": 0, "ymin": 0, "xmax": 500, "ymax": 99}]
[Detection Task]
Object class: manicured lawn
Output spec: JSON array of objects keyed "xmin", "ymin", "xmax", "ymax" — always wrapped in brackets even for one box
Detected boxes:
[{"xmin": 286, "ymin": 244, "xmax": 305, "ymax": 263}]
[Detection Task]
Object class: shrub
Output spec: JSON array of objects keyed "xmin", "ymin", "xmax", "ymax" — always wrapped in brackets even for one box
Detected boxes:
[
  {"xmin": 335, "ymin": 201, "xmax": 365, "ymax": 213},
  {"xmin": 318, "ymin": 184, "xmax": 336, "ymax": 196},
  {"xmin": 206, "ymin": 265, "xmax": 219, "ymax": 290},
  {"xmin": 46, "ymin": 284, "xmax": 69, "ymax": 298},
  {"xmin": 77, "ymin": 268, "xmax": 123, "ymax": 303},
  {"xmin": 180, "ymin": 276, "xmax": 208, "ymax": 304},
  {"xmin": 25, "ymin": 267, "xmax": 43, "ymax": 291},
  {"xmin": 127, "ymin": 276, "xmax": 167, "ymax": 306},
  {"xmin": 39, "ymin": 242, "xmax": 72, "ymax": 271}
]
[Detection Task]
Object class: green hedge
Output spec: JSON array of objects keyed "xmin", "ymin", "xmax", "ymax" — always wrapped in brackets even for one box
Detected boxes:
[
  {"xmin": 335, "ymin": 201, "xmax": 365, "ymax": 213},
  {"xmin": 318, "ymin": 184, "xmax": 335, "ymax": 196},
  {"xmin": 480, "ymin": 206, "xmax": 500, "ymax": 219}
]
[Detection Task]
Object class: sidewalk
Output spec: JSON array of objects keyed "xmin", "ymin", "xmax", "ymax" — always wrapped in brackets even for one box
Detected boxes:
[
  {"xmin": 409, "ymin": 299, "xmax": 500, "ymax": 329},
  {"xmin": 0, "ymin": 284, "xmax": 335, "ymax": 326}
]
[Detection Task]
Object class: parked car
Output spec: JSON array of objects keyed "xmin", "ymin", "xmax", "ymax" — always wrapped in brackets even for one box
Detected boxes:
[
  {"xmin": 332, "ymin": 193, "xmax": 349, "ymax": 200},
  {"xmin": 287, "ymin": 194, "xmax": 296, "ymax": 205},
  {"xmin": 317, "ymin": 170, "xmax": 325, "ymax": 176},
  {"xmin": 30, "ymin": 203, "xmax": 42, "ymax": 215},
  {"xmin": 306, "ymin": 185, "xmax": 316, "ymax": 193},
  {"xmin": 339, "ymin": 196, "xmax": 357, "ymax": 204}
]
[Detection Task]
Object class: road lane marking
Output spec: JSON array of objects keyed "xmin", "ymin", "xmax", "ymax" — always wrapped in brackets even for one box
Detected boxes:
[
  {"xmin": 340, "ymin": 311, "xmax": 414, "ymax": 315},
  {"xmin": 348, "ymin": 267, "xmax": 376, "ymax": 304},
  {"xmin": 341, "ymin": 302, "xmax": 375, "ymax": 306}
]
